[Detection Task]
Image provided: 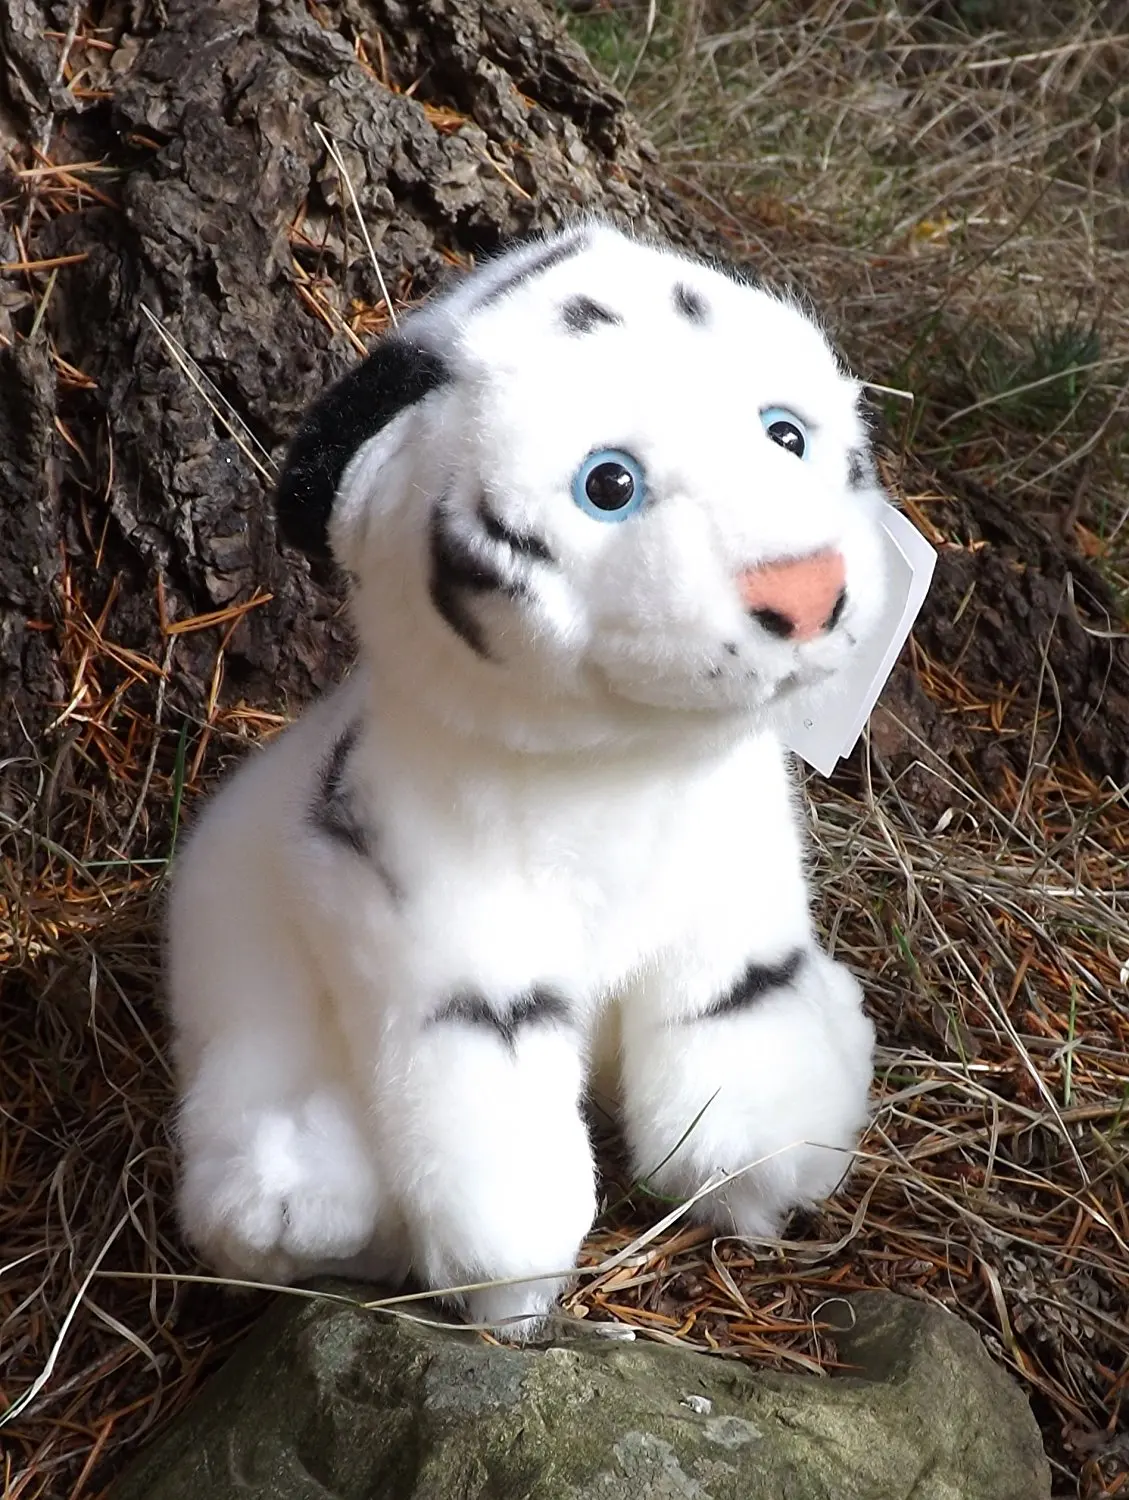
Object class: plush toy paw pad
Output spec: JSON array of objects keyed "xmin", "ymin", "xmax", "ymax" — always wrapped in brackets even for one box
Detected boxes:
[{"xmin": 180, "ymin": 1091, "xmax": 379, "ymax": 1281}]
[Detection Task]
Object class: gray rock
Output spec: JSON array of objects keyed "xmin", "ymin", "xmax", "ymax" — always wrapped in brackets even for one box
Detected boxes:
[{"xmin": 108, "ymin": 1288, "xmax": 1050, "ymax": 1500}]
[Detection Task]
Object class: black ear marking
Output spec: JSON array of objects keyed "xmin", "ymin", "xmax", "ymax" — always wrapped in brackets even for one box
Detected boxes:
[
  {"xmin": 276, "ymin": 338, "xmax": 450, "ymax": 560},
  {"xmin": 561, "ymin": 295, "xmax": 621, "ymax": 335},
  {"xmin": 673, "ymin": 283, "xmax": 708, "ymax": 324},
  {"xmin": 697, "ymin": 950, "xmax": 806, "ymax": 1021}
]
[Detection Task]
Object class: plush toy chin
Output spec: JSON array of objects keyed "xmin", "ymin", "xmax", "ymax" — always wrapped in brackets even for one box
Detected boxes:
[
  {"xmin": 587, "ymin": 637, "xmax": 845, "ymax": 721},
  {"xmin": 594, "ymin": 669, "xmax": 784, "ymax": 719}
]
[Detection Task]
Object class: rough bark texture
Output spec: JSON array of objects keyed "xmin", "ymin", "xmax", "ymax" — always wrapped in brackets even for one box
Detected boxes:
[
  {"xmin": 0, "ymin": 0, "xmax": 706, "ymax": 793},
  {"xmin": 1, "ymin": 0, "xmax": 1126, "ymax": 810},
  {"xmin": 0, "ymin": 341, "xmax": 65, "ymax": 749},
  {"xmin": 868, "ymin": 475, "xmax": 1129, "ymax": 806}
]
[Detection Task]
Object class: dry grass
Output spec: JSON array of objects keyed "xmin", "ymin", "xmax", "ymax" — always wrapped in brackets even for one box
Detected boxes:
[
  {"xmin": 3, "ymin": 3, "xmax": 1129, "ymax": 1499},
  {"xmin": 5, "ymin": 665, "xmax": 1128, "ymax": 1495},
  {"xmin": 571, "ymin": 0, "xmax": 1129, "ymax": 596}
]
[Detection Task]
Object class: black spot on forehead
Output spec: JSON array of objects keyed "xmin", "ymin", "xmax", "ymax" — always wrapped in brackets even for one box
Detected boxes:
[
  {"xmin": 473, "ymin": 232, "xmax": 589, "ymax": 310},
  {"xmin": 561, "ymin": 295, "xmax": 622, "ymax": 334},
  {"xmin": 673, "ymin": 282, "xmax": 708, "ymax": 323}
]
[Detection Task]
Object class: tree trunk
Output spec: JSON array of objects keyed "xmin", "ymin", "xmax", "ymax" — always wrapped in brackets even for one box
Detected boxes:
[{"xmin": 0, "ymin": 0, "xmax": 701, "ymax": 806}]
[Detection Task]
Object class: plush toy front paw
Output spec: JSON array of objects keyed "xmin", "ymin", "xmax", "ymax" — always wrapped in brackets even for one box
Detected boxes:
[
  {"xmin": 621, "ymin": 950, "xmax": 875, "ymax": 1242},
  {"xmin": 403, "ymin": 1100, "xmax": 598, "ymax": 1339},
  {"xmin": 178, "ymin": 1090, "xmax": 381, "ymax": 1284},
  {"xmin": 410, "ymin": 1158, "xmax": 597, "ymax": 1339}
]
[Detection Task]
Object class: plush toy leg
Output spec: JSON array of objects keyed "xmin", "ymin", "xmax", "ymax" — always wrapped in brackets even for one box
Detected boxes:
[
  {"xmin": 169, "ymin": 882, "xmax": 382, "ymax": 1285},
  {"xmin": 616, "ymin": 949, "xmax": 875, "ymax": 1238},
  {"xmin": 378, "ymin": 1017, "xmax": 597, "ymax": 1337}
]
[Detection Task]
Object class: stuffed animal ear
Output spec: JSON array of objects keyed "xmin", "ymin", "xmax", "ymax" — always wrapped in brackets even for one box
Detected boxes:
[{"xmin": 276, "ymin": 338, "xmax": 450, "ymax": 561}]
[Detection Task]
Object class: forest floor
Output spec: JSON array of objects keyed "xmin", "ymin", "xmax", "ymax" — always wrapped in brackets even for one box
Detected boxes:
[{"xmin": 3, "ymin": 3, "xmax": 1129, "ymax": 1498}]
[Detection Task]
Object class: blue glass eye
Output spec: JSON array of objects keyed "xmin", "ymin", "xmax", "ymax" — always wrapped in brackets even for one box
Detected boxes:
[
  {"xmin": 572, "ymin": 449, "xmax": 647, "ymax": 522},
  {"xmin": 760, "ymin": 407, "xmax": 809, "ymax": 460}
]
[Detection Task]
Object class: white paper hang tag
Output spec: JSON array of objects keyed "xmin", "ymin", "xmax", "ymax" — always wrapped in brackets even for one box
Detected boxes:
[{"xmin": 774, "ymin": 507, "xmax": 938, "ymax": 777}]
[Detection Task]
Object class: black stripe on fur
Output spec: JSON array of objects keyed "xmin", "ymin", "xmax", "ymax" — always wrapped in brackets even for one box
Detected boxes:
[
  {"xmin": 477, "ymin": 495, "xmax": 555, "ymax": 564},
  {"xmin": 309, "ymin": 723, "xmax": 401, "ymax": 899},
  {"xmin": 428, "ymin": 503, "xmax": 519, "ymax": 660},
  {"xmin": 432, "ymin": 987, "xmax": 572, "ymax": 1053},
  {"xmin": 699, "ymin": 949, "xmax": 806, "ymax": 1020}
]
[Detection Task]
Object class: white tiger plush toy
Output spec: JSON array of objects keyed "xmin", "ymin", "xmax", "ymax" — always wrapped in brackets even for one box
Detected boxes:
[{"xmin": 166, "ymin": 221, "xmax": 890, "ymax": 1335}]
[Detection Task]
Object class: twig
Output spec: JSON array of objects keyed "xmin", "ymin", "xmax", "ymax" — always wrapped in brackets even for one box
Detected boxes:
[{"xmin": 314, "ymin": 123, "xmax": 399, "ymax": 329}]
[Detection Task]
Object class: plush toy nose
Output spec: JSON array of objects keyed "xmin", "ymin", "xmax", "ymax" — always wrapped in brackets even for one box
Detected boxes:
[{"xmin": 738, "ymin": 550, "xmax": 847, "ymax": 643}]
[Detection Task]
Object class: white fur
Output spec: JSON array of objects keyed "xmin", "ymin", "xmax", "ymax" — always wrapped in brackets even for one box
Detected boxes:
[{"xmin": 166, "ymin": 223, "xmax": 886, "ymax": 1335}]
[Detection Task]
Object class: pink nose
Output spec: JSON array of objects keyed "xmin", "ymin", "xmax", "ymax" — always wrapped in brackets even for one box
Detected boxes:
[{"xmin": 738, "ymin": 550, "xmax": 847, "ymax": 643}]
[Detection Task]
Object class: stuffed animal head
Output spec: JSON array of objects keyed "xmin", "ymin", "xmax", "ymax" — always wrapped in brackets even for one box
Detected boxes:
[{"xmin": 278, "ymin": 223, "xmax": 892, "ymax": 746}]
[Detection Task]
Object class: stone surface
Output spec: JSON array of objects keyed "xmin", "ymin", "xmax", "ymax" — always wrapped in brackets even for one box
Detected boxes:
[{"xmin": 108, "ymin": 1288, "xmax": 1051, "ymax": 1500}]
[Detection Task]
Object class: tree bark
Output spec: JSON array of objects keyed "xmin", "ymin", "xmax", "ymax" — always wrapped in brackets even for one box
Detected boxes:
[{"xmin": 0, "ymin": 0, "xmax": 699, "ymax": 788}]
